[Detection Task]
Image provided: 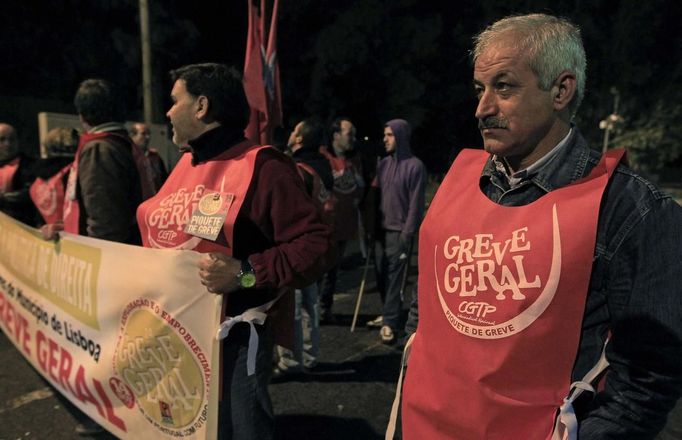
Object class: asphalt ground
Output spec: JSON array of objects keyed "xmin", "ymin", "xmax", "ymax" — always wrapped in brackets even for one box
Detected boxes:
[{"xmin": 0, "ymin": 242, "xmax": 412, "ymax": 440}]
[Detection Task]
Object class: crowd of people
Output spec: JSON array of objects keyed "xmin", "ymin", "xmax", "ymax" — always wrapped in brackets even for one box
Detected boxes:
[{"xmin": 1, "ymin": 11, "xmax": 681, "ymax": 440}]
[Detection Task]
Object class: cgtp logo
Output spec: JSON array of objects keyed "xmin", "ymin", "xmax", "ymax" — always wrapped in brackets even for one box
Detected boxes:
[
  {"xmin": 157, "ymin": 230, "xmax": 177, "ymax": 242},
  {"xmin": 458, "ymin": 301, "xmax": 496, "ymax": 318}
]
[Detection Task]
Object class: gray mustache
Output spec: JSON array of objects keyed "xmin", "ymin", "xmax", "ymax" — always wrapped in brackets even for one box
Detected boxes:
[{"xmin": 478, "ymin": 117, "xmax": 508, "ymax": 130}]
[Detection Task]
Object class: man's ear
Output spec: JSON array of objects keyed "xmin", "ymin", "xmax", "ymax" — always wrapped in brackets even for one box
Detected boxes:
[
  {"xmin": 552, "ymin": 71, "xmax": 576, "ymax": 112},
  {"xmin": 196, "ymin": 95, "xmax": 209, "ymax": 120}
]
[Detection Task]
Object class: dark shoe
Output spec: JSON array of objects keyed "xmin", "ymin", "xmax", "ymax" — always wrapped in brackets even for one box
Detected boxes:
[
  {"xmin": 75, "ymin": 418, "xmax": 103, "ymax": 436},
  {"xmin": 320, "ymin": 309, "xmax": 336, "ymax": 325},
  {"xmin": 366, "ymin": 315, "xmax": 384, "ymax": 328}
]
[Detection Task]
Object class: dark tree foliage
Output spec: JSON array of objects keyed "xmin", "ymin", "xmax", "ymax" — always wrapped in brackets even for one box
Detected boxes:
[{"xmin": 1, "ymin": 0, "xmax": 681, "ymax": 176}]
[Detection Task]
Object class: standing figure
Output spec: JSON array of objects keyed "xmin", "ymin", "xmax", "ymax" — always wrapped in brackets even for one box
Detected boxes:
[
  {"xmin": 63, "ymin": 79, "xmax": 152, "ymax": 244},
  {"xmin": 0, "ymin": 123, "xmax": 37, "ymax": 226},
  {"xmin": 373, "ymin": 119, "xmax": 426, "ymax": 344},
  {"xmin": 29, "ymin": 127, "xmax": 78, "ymax": 227},
  {"xmin": 400, "ymin": 13, "xmax": 682, "ymax": 440},
  {"xmin": 130, "ymin": 121, "xmax": 169, "ymax": 192},
  {"xmin": 275, "ymin": 118, "xmax": 333, "ymax": 374},
  {"xmin": 136, "ymin": 64, "xmax": 333, "ymax": 440},
  {"xmin": 318, "ymin": 117, "xmax": 364, "ymax": 324}
]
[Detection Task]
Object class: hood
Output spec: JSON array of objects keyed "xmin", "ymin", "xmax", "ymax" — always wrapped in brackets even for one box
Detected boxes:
[{"xmin": 386, "ymin": 119, "xmax": 412, "ymax": 160}]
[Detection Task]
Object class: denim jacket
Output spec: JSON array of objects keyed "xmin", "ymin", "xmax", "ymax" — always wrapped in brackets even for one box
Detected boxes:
[{"xmin": 406, "ymin": 128, "xmax": 682, "ymax": 439}]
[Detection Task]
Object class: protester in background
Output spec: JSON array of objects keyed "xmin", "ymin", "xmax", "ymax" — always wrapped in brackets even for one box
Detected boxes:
[
  {"xmin": 371, "ymin": 119, "xmax": 425, "ymax": 344},
  {"xmin": 0, "ymin": 123, "xmax": 37, "ymax": 226},
  {"xmin": 136, "ymin": 63, "xmax": 333, "ymax": 440},
  {"xmin": 41, "ymin": 79, "xmax": 153, "ymax": 436},
  {"xmin": 287, "ymin": 119, "xmax": 334, "ymax": 192},
  {"xmin": 29, "ymin": 127, "xmax": 78, "ymax": 227},
  {"xmin": 274, "ymin": 118, "xmax": 333, "ymax": 374},
  {"xmin": 318, "ymin": 117, "xmax": 364, "ymax": 324},
  {"xmin": 59, "ymin": 79, "xmax": 152, "ymax": 246},
  {"xmin": 400, "ymin": 14, "xmax": 682, "ymax": 439},
  {"xmin": 130, "ymin": 121, "xmax": 169, "ymax": 192}
]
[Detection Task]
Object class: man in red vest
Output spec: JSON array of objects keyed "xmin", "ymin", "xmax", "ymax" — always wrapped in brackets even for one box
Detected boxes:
[
  {"xmin": 318, "ymin": 117, "xmax": 364, "ymax": 324},
  {"xmin": 137, "ymin": 63, "xmax": 333, "ymax": 439},
  {"xmin": 0, "ymin": 123, "xmax": 37, "ymax": 226},
  {"xmin": 129, "ymin": 122, "xmax": 169, "ymax": 193},
  {"xmin": 400, "ymin": 13, "xmax": 682, "ymax": 440}
]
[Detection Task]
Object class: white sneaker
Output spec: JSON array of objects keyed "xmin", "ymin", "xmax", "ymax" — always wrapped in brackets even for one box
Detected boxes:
[
  {"xmin": 366, "ymin": 315, "xmax": 384, "ymax": 328},
  {"xmin": 380, "ymin": 325, "xmax": 395, "ymax": 344}
]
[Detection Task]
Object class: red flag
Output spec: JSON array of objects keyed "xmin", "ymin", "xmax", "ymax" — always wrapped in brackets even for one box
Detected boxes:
[{"xmin": 244, "ymin": 0, "xmax": 282, "ymax": 145}]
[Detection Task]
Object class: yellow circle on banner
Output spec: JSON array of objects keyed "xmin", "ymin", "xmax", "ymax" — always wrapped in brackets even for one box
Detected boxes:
[
  {"xmin": 198, "ymin": 192, "xmax": 222, "ymax": 215},
  {"xmin": 114, "ymin": 309, "xmax": 204, "ymax": 429}
]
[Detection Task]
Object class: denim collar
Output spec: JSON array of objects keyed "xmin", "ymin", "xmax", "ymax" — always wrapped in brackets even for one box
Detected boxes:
[{"xmin": 481, "ymin": 127, "xmax": 593, "ymax": 194}]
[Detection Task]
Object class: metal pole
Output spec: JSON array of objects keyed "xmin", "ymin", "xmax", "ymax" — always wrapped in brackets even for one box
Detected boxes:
[
  {"xmin": 350, "ymin": 245, "xmax": 373, "ymax": 332},
  {"xmin": 139, "ymin": 0, "xmax": 153, "ymax": 124}
]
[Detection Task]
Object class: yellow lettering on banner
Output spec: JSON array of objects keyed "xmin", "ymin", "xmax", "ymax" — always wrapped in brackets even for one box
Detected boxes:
[{"xmin": 0, "ymin": 214, "xmax": 101, "ymax": 329}]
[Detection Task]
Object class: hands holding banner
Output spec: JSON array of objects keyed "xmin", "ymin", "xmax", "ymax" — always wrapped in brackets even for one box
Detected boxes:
[{"xmin": 198, "ymin": 252, "xmax": 241, "ymax": 294}]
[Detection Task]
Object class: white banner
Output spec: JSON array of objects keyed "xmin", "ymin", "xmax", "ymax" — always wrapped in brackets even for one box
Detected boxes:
[{"xmin": 0, "ymin": 212, "xmax": 221, "ymax": 439}]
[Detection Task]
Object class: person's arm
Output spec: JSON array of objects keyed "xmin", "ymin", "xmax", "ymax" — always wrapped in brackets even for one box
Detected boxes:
[
  {"xmin": 400, "ymin": 161, "xmax": 426, "ymax": 250},
  {"xmin": 579, "ymin": 197, "xmax": 682, "ymax": 438},
  {"xmin": 78, "ymin": 140, "xmax": 138, "ymax": 241},
  {"xmin": 245, "ymin": 153, "xmax": 335, "ymax": 290}
]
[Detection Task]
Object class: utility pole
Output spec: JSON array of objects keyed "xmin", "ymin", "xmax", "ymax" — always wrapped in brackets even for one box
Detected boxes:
[{"xmin": 139, "ymin": 0, "xmax": 153, "ymax": 124}]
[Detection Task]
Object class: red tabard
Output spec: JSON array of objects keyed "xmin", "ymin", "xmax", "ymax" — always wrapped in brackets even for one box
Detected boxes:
[
  {"xmin": 0, "ymin": 157, "xmax": 20, "ymax": 193},
  {"xmin": 402, "ymin": 148, "xmax": 624, "ymax": 440},
  {"xmin": 63, "ymin": 132, "xmax": 155, "ymax": 234},
  {"xmin": 319, "ymin": 146, "xmax": 362, "ymax": 241},
  {"xmin": 295, "ymin": 161, "xmax": 334, "ymax": 224},
  {"xmin": 29, "ymin": 163, "xmax": 71, "ymax": 224},
  {"xmin": 136, "ymin": 142, "xmax": 268, "ymax": 255}
]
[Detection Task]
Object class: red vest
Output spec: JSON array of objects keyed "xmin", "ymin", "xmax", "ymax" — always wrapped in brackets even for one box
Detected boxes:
[
  {"xmin": 319, "ymin": 146, "xmax": 362, "ymax": 241},
  {"xmin": 402, "ymin": 149, "xmax": 623, "ymax": 440},
  {"xmin": 29, "ymin": 163, "xmax": 71, "ymax": 224},
  {"xmin": 136, "ymin": 142, "xmax": 268, "ymax": 255},
  {"xmin": 295, "ymin": 161, "xmax": 334, "ymax": 225},
  {"xmin": 63, "ymin": 132, "xmax": 154, "ymax": 234},
  {"xmin": 0, "ymin": 157, "xmax": 20, "ymax": 193}
]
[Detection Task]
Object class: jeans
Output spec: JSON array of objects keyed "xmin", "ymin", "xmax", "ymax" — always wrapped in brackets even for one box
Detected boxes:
[
  {"xmin": 318, "ymin": 241, "xmax": 347, "ymax": 313},
  {"xmin": 278, "ymin": 283, "xmax": 320, "ymax": 369},
  {"xmin": 375, "ymin": 230, "xmax": 409, "ymax": 330},
  {"xmin": 218, "ymin": 320, "xmax": 275, "ymax": 440}
]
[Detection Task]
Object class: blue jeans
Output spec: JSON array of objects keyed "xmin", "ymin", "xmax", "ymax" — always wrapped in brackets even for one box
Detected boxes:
[
  {"xmin": 375, "ymin": 230, "xmax": 409, "ymax": 330},
  {"xmin": 278, "ymin": 283, "xmax": 320, "ymax": 369},
  {"xmin": 218, "ymin": 320, "xmax": 274, "ymax": 440}
]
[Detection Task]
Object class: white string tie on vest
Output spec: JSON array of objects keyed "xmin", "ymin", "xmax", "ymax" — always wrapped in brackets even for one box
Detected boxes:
[
  {"xmin": 215, "ymin": 291, "xmax": 285, "ymax": 376},
  {"xmin": 552, "ymin": 339, "xmax": 610, "ymax": 440},
  {"xmin": 216, "ymin": 309, "xmax": 267, "ymax": 376}
]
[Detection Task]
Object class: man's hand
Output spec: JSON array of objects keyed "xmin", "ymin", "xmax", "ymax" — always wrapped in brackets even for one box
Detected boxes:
[
  {"xmin": 197, "ymin": 252, "xmax": 241, "ymax": 294},
  {"xmin": 399, "ymin": 232, "xmax": 412, "ymax": 255},
  {"xmin": 40, "ymin": 221, "xmax": 64, "ymax": 241}
]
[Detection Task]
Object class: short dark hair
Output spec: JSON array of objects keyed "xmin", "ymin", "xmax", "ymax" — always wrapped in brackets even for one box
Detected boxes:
[
  {"xmin": 299, "ymin": 118, "xmax": 323, "ymax": 151},
  {"xmin": 74, "ymin": 79, "xmax": 123, "ymax": 126},
  {"xmin": 169, "ymin": 63, "xmax": 249, "ymax": 130},
  {"xmin": 328, "ymin": 116, "xmax": 352, "ymax": 140}
]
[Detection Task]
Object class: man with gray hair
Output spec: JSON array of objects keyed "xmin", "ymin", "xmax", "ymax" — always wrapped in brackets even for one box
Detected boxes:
[{"xmin": 400, "ymin": 13, "xmax": 682, "ymax": 439}]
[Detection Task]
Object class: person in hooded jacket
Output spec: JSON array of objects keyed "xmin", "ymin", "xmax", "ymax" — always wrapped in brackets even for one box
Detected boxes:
[{"xmin": 372, "ymin": 119, "xmax": 426, "ymax": 344}]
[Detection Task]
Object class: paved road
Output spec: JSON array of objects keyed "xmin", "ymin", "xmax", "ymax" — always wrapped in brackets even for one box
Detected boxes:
[{"xmin": 0, "ymin": 245, "xmax": 412, "ymax": 440}]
